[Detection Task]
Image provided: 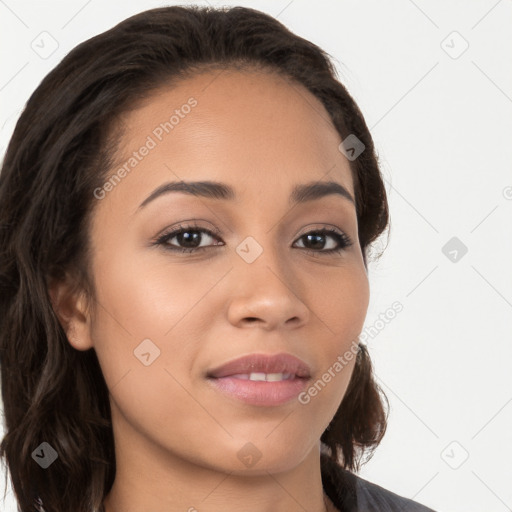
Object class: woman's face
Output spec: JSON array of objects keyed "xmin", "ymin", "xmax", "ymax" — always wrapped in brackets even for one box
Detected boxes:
[{"xmin": 76, "ymin": 69, "xmax": 369, "ymax": 474}]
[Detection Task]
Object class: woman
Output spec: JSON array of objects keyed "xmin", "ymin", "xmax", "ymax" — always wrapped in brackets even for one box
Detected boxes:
[{"xmin": 0, "ymin": 5, "xmax": 436, "ymax": 512}]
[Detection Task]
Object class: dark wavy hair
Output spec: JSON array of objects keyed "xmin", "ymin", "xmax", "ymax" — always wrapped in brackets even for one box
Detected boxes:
[{"xmin": 0, "ymin": 5, "xmax": 390, "ymax": 512}]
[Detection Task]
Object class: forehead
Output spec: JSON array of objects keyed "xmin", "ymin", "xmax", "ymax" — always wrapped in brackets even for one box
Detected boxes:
[{"xmin": 101, "ymin": 69, "xmax": 355, "ymax": 213}]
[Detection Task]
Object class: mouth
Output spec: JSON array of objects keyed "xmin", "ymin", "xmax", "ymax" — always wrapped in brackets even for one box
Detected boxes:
[{"xmin": 206, "ymin": 353, "xmax": 312, "ymax": 407}]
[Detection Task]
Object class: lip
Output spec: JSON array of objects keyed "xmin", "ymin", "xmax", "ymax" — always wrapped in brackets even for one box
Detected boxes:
[
  {"xmin": 206, "ymin": 353, "xmax": 311, "ymax": 407},
  {"xmin": 207, "ymin": 353, "xmax": 312, "ymax": 379}
]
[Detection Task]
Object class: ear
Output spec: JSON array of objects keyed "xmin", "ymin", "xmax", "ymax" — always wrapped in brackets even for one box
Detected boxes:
[{"xmin": 48, "ymin": 274, "xmax": 94, "ymax": 351}]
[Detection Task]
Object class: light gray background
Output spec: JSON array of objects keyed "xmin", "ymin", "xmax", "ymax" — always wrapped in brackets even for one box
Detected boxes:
[{"xmin": 1, "ymin": 1, "xmax": 511, "ymax": 511}]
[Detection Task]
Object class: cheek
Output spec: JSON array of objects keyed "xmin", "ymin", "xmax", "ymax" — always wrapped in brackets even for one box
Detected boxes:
[
  {"xmin": 306, "ymin": 263, "xmax": 369, "ymax": 401},
  {"xmin": 91, "ymin": 242, "xmax": 230, "ymax": 338},
  {"xmin": 88, "ymin": 251, "xmax": 219, "ymax": 447},
  {"xmin": 89, "ymin": 246, "xmax": 232, "ymax": 393},
  {"xmin": 105, "ymin": 354, "xmax": 210, "ymax": 442},
  {"xmin": 308, "ymin": 261, "xmax": 370, "ymax": 345},
  {"xmin": 93, "ymin": 262, "xmax": 175, "ymax": 334},
  {"xmin": 299, "ymin": 357, "xmax": 357, "ymax": 429}
]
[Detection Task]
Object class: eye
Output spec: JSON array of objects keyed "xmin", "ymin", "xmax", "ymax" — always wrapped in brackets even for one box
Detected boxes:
[
  {"xmin": 154, "ymin": 223, "xmax": 223, "ymax": 253},
  {"xmin": 293, "ymin": 227, "xmax": 353, "ymax": 255},
  {"xmin": 153, "ymin": 224, "xmax": 353, "ymax": 255}
]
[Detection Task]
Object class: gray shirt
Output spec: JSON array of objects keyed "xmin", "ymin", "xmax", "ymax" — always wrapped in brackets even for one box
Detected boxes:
[{"xmin": 321, "ymin": 453, "xmax": 437, "ymax": 511}]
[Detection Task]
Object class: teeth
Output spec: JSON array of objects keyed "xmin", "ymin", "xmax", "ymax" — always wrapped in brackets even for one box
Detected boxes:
[
  {"xmin": 265, "ymin": 373, "xmax": 286, "ymax": 382},
  {"xmin": 249, "ymin": 372, "xmax": 267, "ymax": 381},
  {"xmin": 248, "ymin": 373, "xmax": 293, "ymax": 381},
  {"xmin": 227, "ymin": 373, "xmax": 295, "ymax": 381}
]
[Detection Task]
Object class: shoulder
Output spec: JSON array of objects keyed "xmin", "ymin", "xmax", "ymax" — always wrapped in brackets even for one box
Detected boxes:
[
  {"xmin": 321, "ymin": 453, "xmax": 437, "ymax": 512},
  {"xmin": 353, "ymin": 472, "xmax": 436, "ymax": 512}
]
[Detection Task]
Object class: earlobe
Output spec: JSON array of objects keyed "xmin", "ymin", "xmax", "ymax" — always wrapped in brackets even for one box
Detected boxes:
[{"xmin": 48, "ymin": 276, "xmax": 94, "ymax": 351}]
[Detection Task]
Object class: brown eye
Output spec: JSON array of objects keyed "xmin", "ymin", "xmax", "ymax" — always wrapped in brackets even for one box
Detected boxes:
[
  {"xmin": 294, "ymin": 228, "xmax": 352, "ymax": 255},
  {"xmin": 155, "ymin": 225, "xmax": 224, "ymax": 253}
]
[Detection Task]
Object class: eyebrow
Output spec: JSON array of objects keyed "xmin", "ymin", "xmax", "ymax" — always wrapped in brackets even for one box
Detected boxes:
[{"xmin": 137, "ymin": 179, "xmax": 355, "ymax": 210}]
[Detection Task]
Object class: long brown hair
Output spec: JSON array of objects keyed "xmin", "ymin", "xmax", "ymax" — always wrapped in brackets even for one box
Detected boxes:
[{"xmin": 0, "ymin": 6, "xmax": 389, "ymax": 511}]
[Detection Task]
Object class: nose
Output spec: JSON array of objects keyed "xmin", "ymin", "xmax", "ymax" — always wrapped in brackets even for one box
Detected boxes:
[{"xmin": 226, "ymin": 245, "xmax": 311, "ymax": 331}]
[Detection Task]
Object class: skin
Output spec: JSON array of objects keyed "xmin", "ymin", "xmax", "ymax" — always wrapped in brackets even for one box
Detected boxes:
[{"xmin": 51, "ymin": 68, "xmax": 370, "ymax": 512}]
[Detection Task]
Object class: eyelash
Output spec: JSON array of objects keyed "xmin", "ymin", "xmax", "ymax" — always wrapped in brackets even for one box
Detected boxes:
[{"xmin": 153, "ymin": 223, "xmax": 353, "ymax": 256}]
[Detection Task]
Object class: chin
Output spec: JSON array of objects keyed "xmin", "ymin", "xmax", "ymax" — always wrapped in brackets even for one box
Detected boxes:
[{"xmin": 215, "ymin": 434, "xmax": 315, "ymax": 476}]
